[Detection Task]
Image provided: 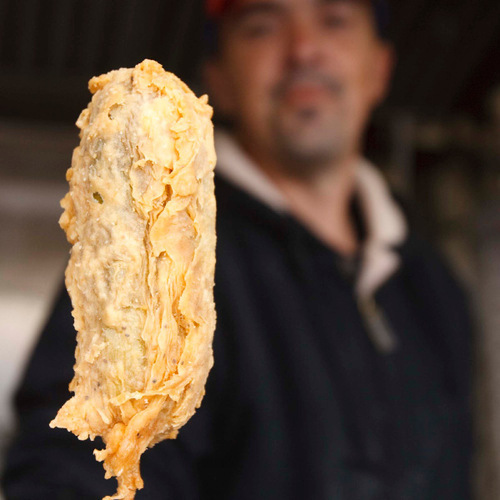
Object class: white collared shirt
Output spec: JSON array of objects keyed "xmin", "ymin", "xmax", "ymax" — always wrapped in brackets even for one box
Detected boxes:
[{"xmin": 214, "ymin": 129, "xmax": 407, "ymax": 300}]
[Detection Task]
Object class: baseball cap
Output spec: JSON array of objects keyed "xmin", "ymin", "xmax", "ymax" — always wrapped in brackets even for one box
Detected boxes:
[{"xmin": 205, "ymin": 0, "xmax": 390, "ymax": 37}]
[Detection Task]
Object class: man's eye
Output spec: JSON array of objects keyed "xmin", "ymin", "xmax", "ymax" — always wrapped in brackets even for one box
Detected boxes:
[
  {"xmin": 239, "ymin": 18, "xmax": 279, "ymax": 39},
  {"xmin": 322, "ymin": 12, "xmax": 351, "ymax": 30}
]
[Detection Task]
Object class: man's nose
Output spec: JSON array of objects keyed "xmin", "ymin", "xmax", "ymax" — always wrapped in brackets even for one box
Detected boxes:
[{"xmin": 286, "ymin": 18, "xmax": 323, "ymax": 67}]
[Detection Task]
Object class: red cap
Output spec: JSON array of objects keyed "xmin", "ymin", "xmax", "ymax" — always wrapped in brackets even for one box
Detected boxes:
[
  {"xmin": 206, "ymin": 0, "xmax": 390, "ymax": 37},
  {"xmin": 205, "ymin": 0, "xmax": 237, "ymax": 19}
]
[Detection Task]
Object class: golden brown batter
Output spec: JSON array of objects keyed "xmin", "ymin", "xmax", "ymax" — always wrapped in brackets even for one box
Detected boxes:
[{"xmin": 50, "ymin": 59, "xmax": 216, "ymax": 500}]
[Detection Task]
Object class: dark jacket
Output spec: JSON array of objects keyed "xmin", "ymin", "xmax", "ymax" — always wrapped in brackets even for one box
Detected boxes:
[{"xmin": 2, "ymin": 175, "xmax": 473, "ymax": 500}]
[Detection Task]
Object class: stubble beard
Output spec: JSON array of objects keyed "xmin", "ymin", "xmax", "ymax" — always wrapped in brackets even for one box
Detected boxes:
[
  {"xmin": 270, "ymin": 106, "xmax": 351, "ymax": 179},
  {"xmin": 267, "ymin": 71, "xmax": 353, "ymax": 179}
]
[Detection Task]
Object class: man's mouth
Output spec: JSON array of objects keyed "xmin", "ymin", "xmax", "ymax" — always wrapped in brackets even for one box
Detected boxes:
[
  {"xmin": 273, "ymin": 71, "xmax": 344, "ymax": 109},
  {"xmin": 282, "ymin": 84, "xmax": 330, "ymax": 107}
]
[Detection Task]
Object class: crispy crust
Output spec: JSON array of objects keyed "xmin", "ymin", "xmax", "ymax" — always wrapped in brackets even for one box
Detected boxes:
[{"xmin": 51, "ymin": 60, "xmax": 216, "ymax": 500}]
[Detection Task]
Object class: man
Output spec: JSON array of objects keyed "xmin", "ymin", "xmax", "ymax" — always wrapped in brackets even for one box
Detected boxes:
[{"xmin": 2, "ymin": 1, "xmax": 473, "ymax": 499}]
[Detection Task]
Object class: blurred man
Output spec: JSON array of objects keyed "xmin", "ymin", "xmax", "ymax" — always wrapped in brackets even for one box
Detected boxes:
[{"xmin": 2, "ymin": 1, "xmax": 473, "ymax": 499}]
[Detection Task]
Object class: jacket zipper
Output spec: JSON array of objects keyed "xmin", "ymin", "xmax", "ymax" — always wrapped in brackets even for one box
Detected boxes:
[{"xmin": 357, "ymin": 295, "xmax": 398, "ymax": 354}]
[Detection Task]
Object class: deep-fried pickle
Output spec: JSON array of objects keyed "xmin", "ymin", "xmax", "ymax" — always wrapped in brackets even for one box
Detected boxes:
[{"xmin": 51, "ymin": 60, "xmax": 216, "ymax": 500}]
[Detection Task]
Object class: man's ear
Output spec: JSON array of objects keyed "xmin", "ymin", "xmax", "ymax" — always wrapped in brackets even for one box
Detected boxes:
[
  {"xmin": 371, "ymin": 41, "xmax": 395, "ymax": 105},
  {"xmin": 203, "ymin": 59, "xmax": 236, "ymax": 119}
]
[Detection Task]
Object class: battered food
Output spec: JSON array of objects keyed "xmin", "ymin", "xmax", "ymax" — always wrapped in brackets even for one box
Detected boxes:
[{"xmin": 50, "ymin": 60, "xmax": 217, "ymax": 500}]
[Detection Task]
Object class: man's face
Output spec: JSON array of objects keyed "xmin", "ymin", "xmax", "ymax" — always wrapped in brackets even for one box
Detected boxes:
[{"xmin": 207, "ymin": 0, "xmax": 393, "ymax": 176}]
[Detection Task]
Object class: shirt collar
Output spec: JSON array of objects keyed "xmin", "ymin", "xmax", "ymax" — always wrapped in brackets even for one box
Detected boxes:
[
  {"xmin": 215, "ymin": 130, "xmax": 288, "ymax": 213},
  {"xmin": 215, "ymin": 129, "xmax": 407, "ymax": 297}
]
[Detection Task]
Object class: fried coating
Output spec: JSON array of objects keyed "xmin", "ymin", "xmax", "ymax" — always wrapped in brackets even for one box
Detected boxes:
[{"xmin": 50, "ymin": 60, "xmax": 216, "ymax": 500}]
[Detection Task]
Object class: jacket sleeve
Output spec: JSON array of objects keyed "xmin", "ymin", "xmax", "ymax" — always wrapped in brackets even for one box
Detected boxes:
[
  {"xmin": 401, "ymin": 237, "xmax": 475, "ymax": 405},
  {"xmin": 400, "ymin": 236, "xmax": 475, "ymax": 500},
  {"xmin": 0, "ymin": 285, "xmax": 220, "ymax": 500}
]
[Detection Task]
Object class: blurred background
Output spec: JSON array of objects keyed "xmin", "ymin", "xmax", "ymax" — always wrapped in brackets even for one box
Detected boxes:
[{"xmin": 0, "ymin": 0, "xmax": 499, "ymax": 498}]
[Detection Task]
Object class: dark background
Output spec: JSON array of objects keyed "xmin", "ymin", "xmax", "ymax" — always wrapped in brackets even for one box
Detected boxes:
[{"xmin": 0, "ymin": 0, "xmax": 499, "ymax": 122}]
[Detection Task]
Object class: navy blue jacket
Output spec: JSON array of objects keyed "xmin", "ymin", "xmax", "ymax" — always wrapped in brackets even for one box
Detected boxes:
[{"xmin": 2, "ymin": 176, "xmax": 473, "ymax": 499}]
